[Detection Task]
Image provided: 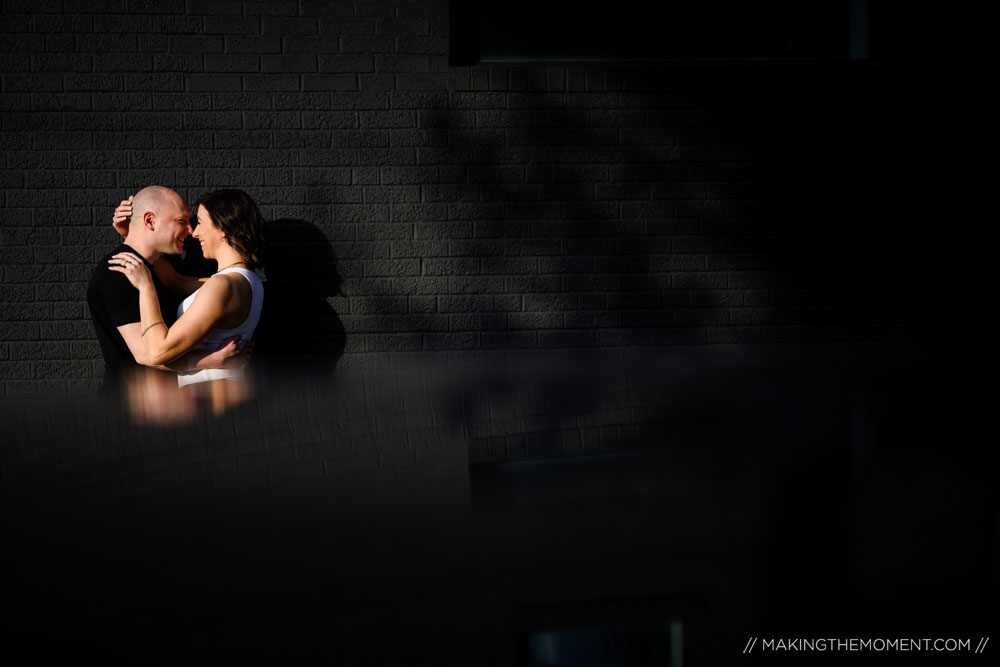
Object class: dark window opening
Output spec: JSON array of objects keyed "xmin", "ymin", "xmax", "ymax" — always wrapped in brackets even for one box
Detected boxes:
[{"xmin": 450, "ymin": 1, "xmax": 879, "ymax": 65}]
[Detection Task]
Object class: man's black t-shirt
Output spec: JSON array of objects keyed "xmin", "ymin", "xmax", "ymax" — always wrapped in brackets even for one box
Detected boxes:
[{"xmin": 87, "ymin": 244, "xmax": 179, "ymax": 391}]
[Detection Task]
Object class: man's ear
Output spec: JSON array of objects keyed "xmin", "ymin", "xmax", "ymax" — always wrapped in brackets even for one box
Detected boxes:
[{"xmin": 143, "ymin": 211, "xmax": 156, "ymax": 230}]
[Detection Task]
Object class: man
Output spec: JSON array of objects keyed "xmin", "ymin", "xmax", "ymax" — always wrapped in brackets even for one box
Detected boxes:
[{"xmin": 87, "ymin": 186, "xmax": 243, "ymax": 394}]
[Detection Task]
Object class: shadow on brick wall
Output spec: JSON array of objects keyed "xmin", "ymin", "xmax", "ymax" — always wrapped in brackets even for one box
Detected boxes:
[{"xmin": 254, "ymin": 219, "xmax": 346, "ymax": 385}]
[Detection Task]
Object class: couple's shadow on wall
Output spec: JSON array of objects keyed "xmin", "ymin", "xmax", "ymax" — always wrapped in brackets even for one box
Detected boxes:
[{"xmin": 256, "ymin": 219, "xmax": 346, "ymax": 384}]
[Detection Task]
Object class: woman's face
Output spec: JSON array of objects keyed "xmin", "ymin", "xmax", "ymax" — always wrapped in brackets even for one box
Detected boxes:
[{"xmin": 192, "ymin": 205, "xmax": 226, "ymax": 260}]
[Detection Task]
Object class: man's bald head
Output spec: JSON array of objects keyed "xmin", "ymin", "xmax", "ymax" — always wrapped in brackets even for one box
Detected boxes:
[
  {"xmin": 124, "ymin": 185, "xmax": 191, "ymax": 260},
  {"xmin": 132, "ymin": 186, "xmax": 183, "ymax": 219}
]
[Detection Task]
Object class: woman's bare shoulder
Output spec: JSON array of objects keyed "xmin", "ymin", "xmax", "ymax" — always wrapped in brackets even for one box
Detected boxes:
[
  {"xmin": 191, "ymin": 273, "xmax": 237, "ymax": 301},
  {"xmin": 208, "ymin": 271, "xmax": 252, "ymax": 299}
]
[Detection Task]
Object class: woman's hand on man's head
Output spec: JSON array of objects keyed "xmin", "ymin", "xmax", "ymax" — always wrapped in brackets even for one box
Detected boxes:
[{"xmin": 113, "ymin": 195, "xmax": 133, "ymax": 238}]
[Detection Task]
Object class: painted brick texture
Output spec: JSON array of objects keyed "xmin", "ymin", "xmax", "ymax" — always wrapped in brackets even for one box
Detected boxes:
[{"xmin": 0, "ymin": 1, "xmax": 981, "ymax": 397}]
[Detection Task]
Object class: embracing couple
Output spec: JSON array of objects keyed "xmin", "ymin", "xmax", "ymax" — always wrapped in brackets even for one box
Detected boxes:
[{"xmin": 87, "ymin": 186, "xmax": 265, "ymax": 420}]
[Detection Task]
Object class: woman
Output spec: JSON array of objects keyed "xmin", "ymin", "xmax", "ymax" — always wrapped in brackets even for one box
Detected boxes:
[{"xmin": 110, "ymin": 189, "xmax": 266, "ymax": 415}]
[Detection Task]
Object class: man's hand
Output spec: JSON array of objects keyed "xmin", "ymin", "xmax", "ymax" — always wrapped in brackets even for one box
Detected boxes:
[
  {"xmin": 198, "ymin": 335, "xmax": 255, "ymax": 370},
  {"xmin": 113, "ymin": 195, "xmax": 133, "ymax": 238},
  {"xmin": 223, "ymin": 337, "xmax": 254, "ymax": 370}
]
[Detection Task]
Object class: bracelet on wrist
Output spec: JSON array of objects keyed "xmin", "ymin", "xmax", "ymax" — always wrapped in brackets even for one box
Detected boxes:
[{"xmin": 141, "ymin": 321, "xmax": 164, "ymax": 337}]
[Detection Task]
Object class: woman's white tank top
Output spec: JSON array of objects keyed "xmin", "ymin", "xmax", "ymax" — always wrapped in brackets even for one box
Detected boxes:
[{"xmin": 175, "ymin": 267, "xmax": 264, "ymax": 387}]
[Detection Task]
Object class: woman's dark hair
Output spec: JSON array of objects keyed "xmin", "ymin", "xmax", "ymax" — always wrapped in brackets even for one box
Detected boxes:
[{"xmin": 196, "ymin": 189, "xmax": 266, "ymax": 270}]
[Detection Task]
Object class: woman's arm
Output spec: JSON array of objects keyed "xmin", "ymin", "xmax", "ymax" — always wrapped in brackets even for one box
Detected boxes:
[
  {"xmin": 110, "ymin": 252, "xmax": 230, "ymax": 365},
  {"xmin": 117, "ymin": 323, "xmax": 250, "ymax": 370},
  {"xmin": 139, "ymin": 278, "xmax": 230, "ymax": 365}
]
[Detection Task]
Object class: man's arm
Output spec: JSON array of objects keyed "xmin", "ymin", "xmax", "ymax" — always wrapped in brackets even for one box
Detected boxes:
[
  {"xmin": 154, "ymin": 258, "xmax": 209, "ymax": 298},
  {"xmin": 117, "ymin": 322, "xmax": 248, "ymax": 371}
]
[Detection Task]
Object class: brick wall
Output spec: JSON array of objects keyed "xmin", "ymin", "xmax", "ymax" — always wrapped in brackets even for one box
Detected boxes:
[{"xmin": 0, "ymin": 1, "xmax": 981, "ymax": 398}]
